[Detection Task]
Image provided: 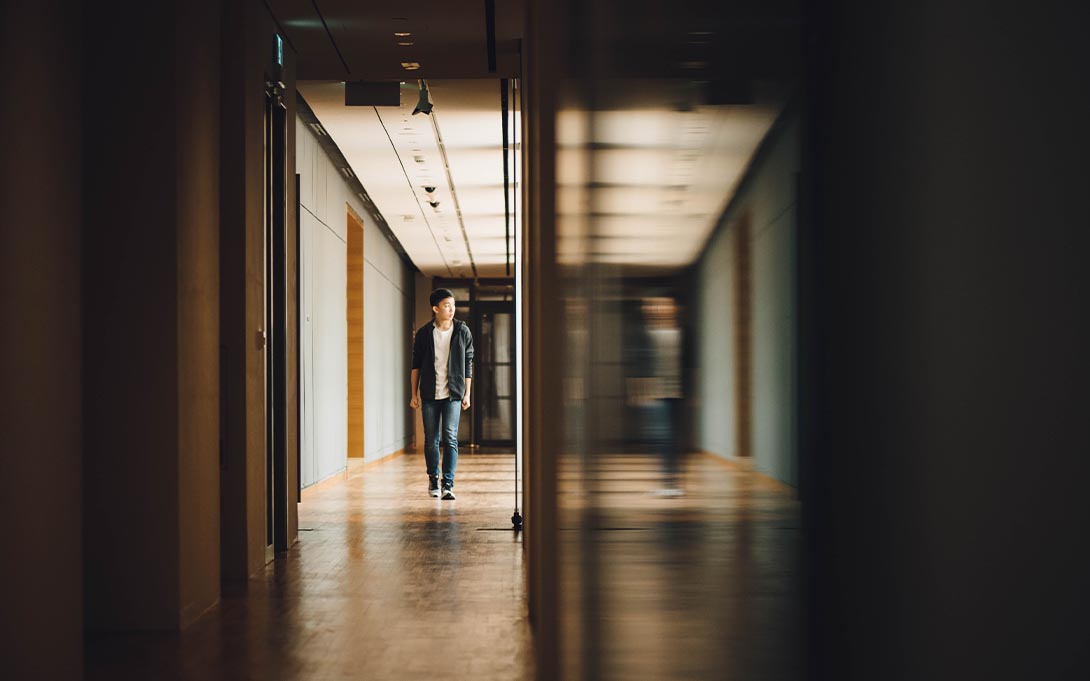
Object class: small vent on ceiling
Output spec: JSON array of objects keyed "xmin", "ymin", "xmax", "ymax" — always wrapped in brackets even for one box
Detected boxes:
[{"xmin": 308, "ymin": 122, "xmax": 328, "ymax": 137}]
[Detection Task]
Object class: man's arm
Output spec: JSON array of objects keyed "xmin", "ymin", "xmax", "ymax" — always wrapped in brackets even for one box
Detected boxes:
[
  {"xmin": 461, "ymin": 328, "xmax": 474, "ymax": 410},
  {"xmin": 410, "ymin": 326, "xmax": 422, "ymax": 409}
]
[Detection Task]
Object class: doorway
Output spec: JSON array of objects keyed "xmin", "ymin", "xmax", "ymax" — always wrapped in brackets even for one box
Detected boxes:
[
  {"xmin": 431, "ymin": 280, "xmax": 517, "ymax": 448},
  {"xmin": 476, "ymin": 302, "xmax": 516, "ymax": 448}
]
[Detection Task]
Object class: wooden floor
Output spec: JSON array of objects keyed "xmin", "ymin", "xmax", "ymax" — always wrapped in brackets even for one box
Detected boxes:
[
  {"xmin": 85, "ymin": 451, "xmax": 532, "ymax": 681},
  {"xmin": 557, "ymin": 453, "xmax": 803, "ymax": 681},
  {"xmin": 85, "ymin": 449, "xmax": 801, "ymax": 681}
]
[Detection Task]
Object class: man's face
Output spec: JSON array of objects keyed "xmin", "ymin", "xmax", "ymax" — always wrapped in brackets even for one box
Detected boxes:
[{"xmin": 433, "ymin": 297, "xmax": 456, "ymax": 322}]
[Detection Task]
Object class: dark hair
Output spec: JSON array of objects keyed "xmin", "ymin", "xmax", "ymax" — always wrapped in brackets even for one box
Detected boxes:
[{"xmin": 429, "ymin": 288, "xmax": 455, "ymax": 308}]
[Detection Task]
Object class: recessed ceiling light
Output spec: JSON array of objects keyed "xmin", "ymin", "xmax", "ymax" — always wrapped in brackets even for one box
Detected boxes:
[
  {"xmin": 394, "ymin": 31, "xmax": 412, "ymax": 37},
  {"xmin": 401, "ymin": 62, "xmax": 421, "ymax": 70},
  {"xmin": 398, "ymin": 42, "xmax": 414, "ymax": 46}
]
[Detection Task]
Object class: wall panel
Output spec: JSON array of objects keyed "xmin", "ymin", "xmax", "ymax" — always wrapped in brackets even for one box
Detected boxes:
[{"xmin": 695, "ymin": 114, "xmax": 799, "ymax": 486}]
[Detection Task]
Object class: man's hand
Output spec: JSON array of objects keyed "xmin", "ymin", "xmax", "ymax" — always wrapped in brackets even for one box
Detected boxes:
[
  {"xmin": 461, "ymin": 395, "xmax": 471, "ymax": 411},
  {"xmin": 410, "ymin": 394, "xmax": 420, "ymax": 410}
]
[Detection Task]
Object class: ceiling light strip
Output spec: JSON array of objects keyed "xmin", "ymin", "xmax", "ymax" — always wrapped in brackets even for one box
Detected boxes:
[
  {"xmin": 512, "ymin": 78, "xmax": 521, "ymax": 277},
  {"xmin": 501, "ymin": 78, "xmax": 511, "ymax": 277},
  {"xmin": 429, "ymin": 103, "xmax": 478, "ymax": 278},
  {"xmin": 372, "ymin": 106, "xmax": 452, "ymax": 276}
]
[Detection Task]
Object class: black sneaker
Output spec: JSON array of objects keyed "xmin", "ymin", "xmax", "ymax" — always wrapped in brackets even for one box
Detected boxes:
[
  {"xmin": 441, "ymin": 487, "xmax": 456, "ymax": 500},
  {"xmin": 428, "ymin": 477, "xmax": 441, "ymax": 498}
]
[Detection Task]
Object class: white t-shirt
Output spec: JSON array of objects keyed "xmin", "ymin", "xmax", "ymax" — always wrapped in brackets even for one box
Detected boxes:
[
  {"xmin": 649, "ymin": 327, "xmax": 682, "ymax": 399},
  {"xmin": 433, "ymin": 323, "xmax": 455, "ymax": 399}
]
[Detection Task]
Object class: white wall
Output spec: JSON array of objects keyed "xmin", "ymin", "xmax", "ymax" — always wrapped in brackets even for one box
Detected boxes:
[
  {"xmin": 297, "ymin": 115, "xmax": 414, "ymax": 485},
  {"xmin": 363, "ymin": 239, "xmax": 412, "ymax": 461},
  {"xmin": 696, "ymin": 223, "xmax": 738, "ymax": 460},
  {"xmin": 751, "ymin": 120, "xmax": 799, "ymax": 486},
  {"xmin": 695, "ymin": 114, "xmax": 799, "ymax": 486},
  {"xmin": 298, "ymin": 118, "xmax": 347, "ymax": 487}
]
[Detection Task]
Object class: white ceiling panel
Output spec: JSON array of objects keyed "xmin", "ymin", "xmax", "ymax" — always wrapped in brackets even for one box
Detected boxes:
[
  {"xmin": 442, "ymin": 148, "xmax": 511, "ymax": 187},
  {"xmin": 300, "ymin": 79, "xmax": 522, "ymax": 279},
  {"xmin": 555, "ymin": 101, "xmax": 781, "ymax": 269}
]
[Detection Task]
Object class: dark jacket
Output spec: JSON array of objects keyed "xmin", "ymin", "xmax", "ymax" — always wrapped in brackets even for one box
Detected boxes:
[{"xmin": 411, "ymin": 319, "xmax": 474, "ymax": 401}]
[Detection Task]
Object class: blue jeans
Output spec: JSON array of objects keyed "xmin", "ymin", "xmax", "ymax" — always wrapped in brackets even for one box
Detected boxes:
[
  {"xmin": 641, "ymin": 398, "xmax": 682, "ymax": 484},
  {"xmin": 422, "ymin": 398, "xmax": 461, "ymax": 487}
]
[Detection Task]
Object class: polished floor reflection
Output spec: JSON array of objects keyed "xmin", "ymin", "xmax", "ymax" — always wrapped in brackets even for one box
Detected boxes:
[
  {"xmin": 561, "ymin": 453, "xmax": 803, "ymax": 681},
  {"xmin": 85, "ymin": 451, "xmax": 532, "ymax": 680}
]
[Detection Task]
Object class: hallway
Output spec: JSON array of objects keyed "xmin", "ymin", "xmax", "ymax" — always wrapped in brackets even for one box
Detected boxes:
[
  {"xmin": 85, "ymin": 452, "xmax": 533, "ymax": 681},
  {"xmin": 6, "ymin": 1, "xmax": 1090, "ymax": 679}
]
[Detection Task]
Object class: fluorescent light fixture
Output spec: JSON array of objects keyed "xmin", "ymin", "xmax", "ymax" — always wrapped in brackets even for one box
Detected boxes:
[{"xmin": 401, "ymin": 62, "xmax": 421, "ymax": 71}]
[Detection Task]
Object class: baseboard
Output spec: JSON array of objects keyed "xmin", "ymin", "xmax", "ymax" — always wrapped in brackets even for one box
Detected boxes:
[
  {"xmin": 361, "ymin": 447, "xmax": 407, "ymax": 469},
  {"xmin": 179, "ymin": 596, "xmax": 220, "ymax": 631},
  {"xmin": 300, "ymin": 466, "xmax": 349, "ymax": 496},
  {"xmin": 301, "ymin": 450, "xmax": 409, "ymax": 501},
  {"xmin": 698, "ymin": 450, "xmax": 798, "ymax": 497}
]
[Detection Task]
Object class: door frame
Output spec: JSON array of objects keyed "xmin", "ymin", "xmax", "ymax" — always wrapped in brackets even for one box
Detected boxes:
[{"xmin": 264, "ymin": 74, "xmax": 290, "ymax": 561}]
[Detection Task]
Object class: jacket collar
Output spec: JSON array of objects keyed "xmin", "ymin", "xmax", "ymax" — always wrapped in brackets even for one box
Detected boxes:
[{"xmin": 431, "ymin": 318, "xmax": 460, "ymax": 331}]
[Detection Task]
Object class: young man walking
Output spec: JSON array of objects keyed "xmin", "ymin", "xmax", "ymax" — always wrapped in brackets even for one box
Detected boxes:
[{"xmin": 410, "ymin": 288, "xmax": 474, "ymax": 500}]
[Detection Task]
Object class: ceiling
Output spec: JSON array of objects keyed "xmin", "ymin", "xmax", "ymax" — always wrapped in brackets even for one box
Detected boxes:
[
  {"xmin": 556, "ymin": 85, "xmax": 784, "ymax": 269},
  {"xmin": 267, "ymin": 0, "xmax": 523, "ymax": 80},
  {"xmin": 299, "ymin": 79, "xmax": 520, "ymax": 278},
  {"xmin": 276, "ymin": 1, "xmax": 800, "ymax": 277}
]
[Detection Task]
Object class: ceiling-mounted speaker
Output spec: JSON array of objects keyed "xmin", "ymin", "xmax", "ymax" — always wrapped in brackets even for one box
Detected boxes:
[{"xmin": 345, "ymin": 81, "xmax": 401, "ymax": 106}]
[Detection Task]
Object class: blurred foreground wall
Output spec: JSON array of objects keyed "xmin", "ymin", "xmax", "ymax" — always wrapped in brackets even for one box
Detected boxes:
[{"xmin": 802, "ymin": 1, "xmax": 1090, "ymax": 678}]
